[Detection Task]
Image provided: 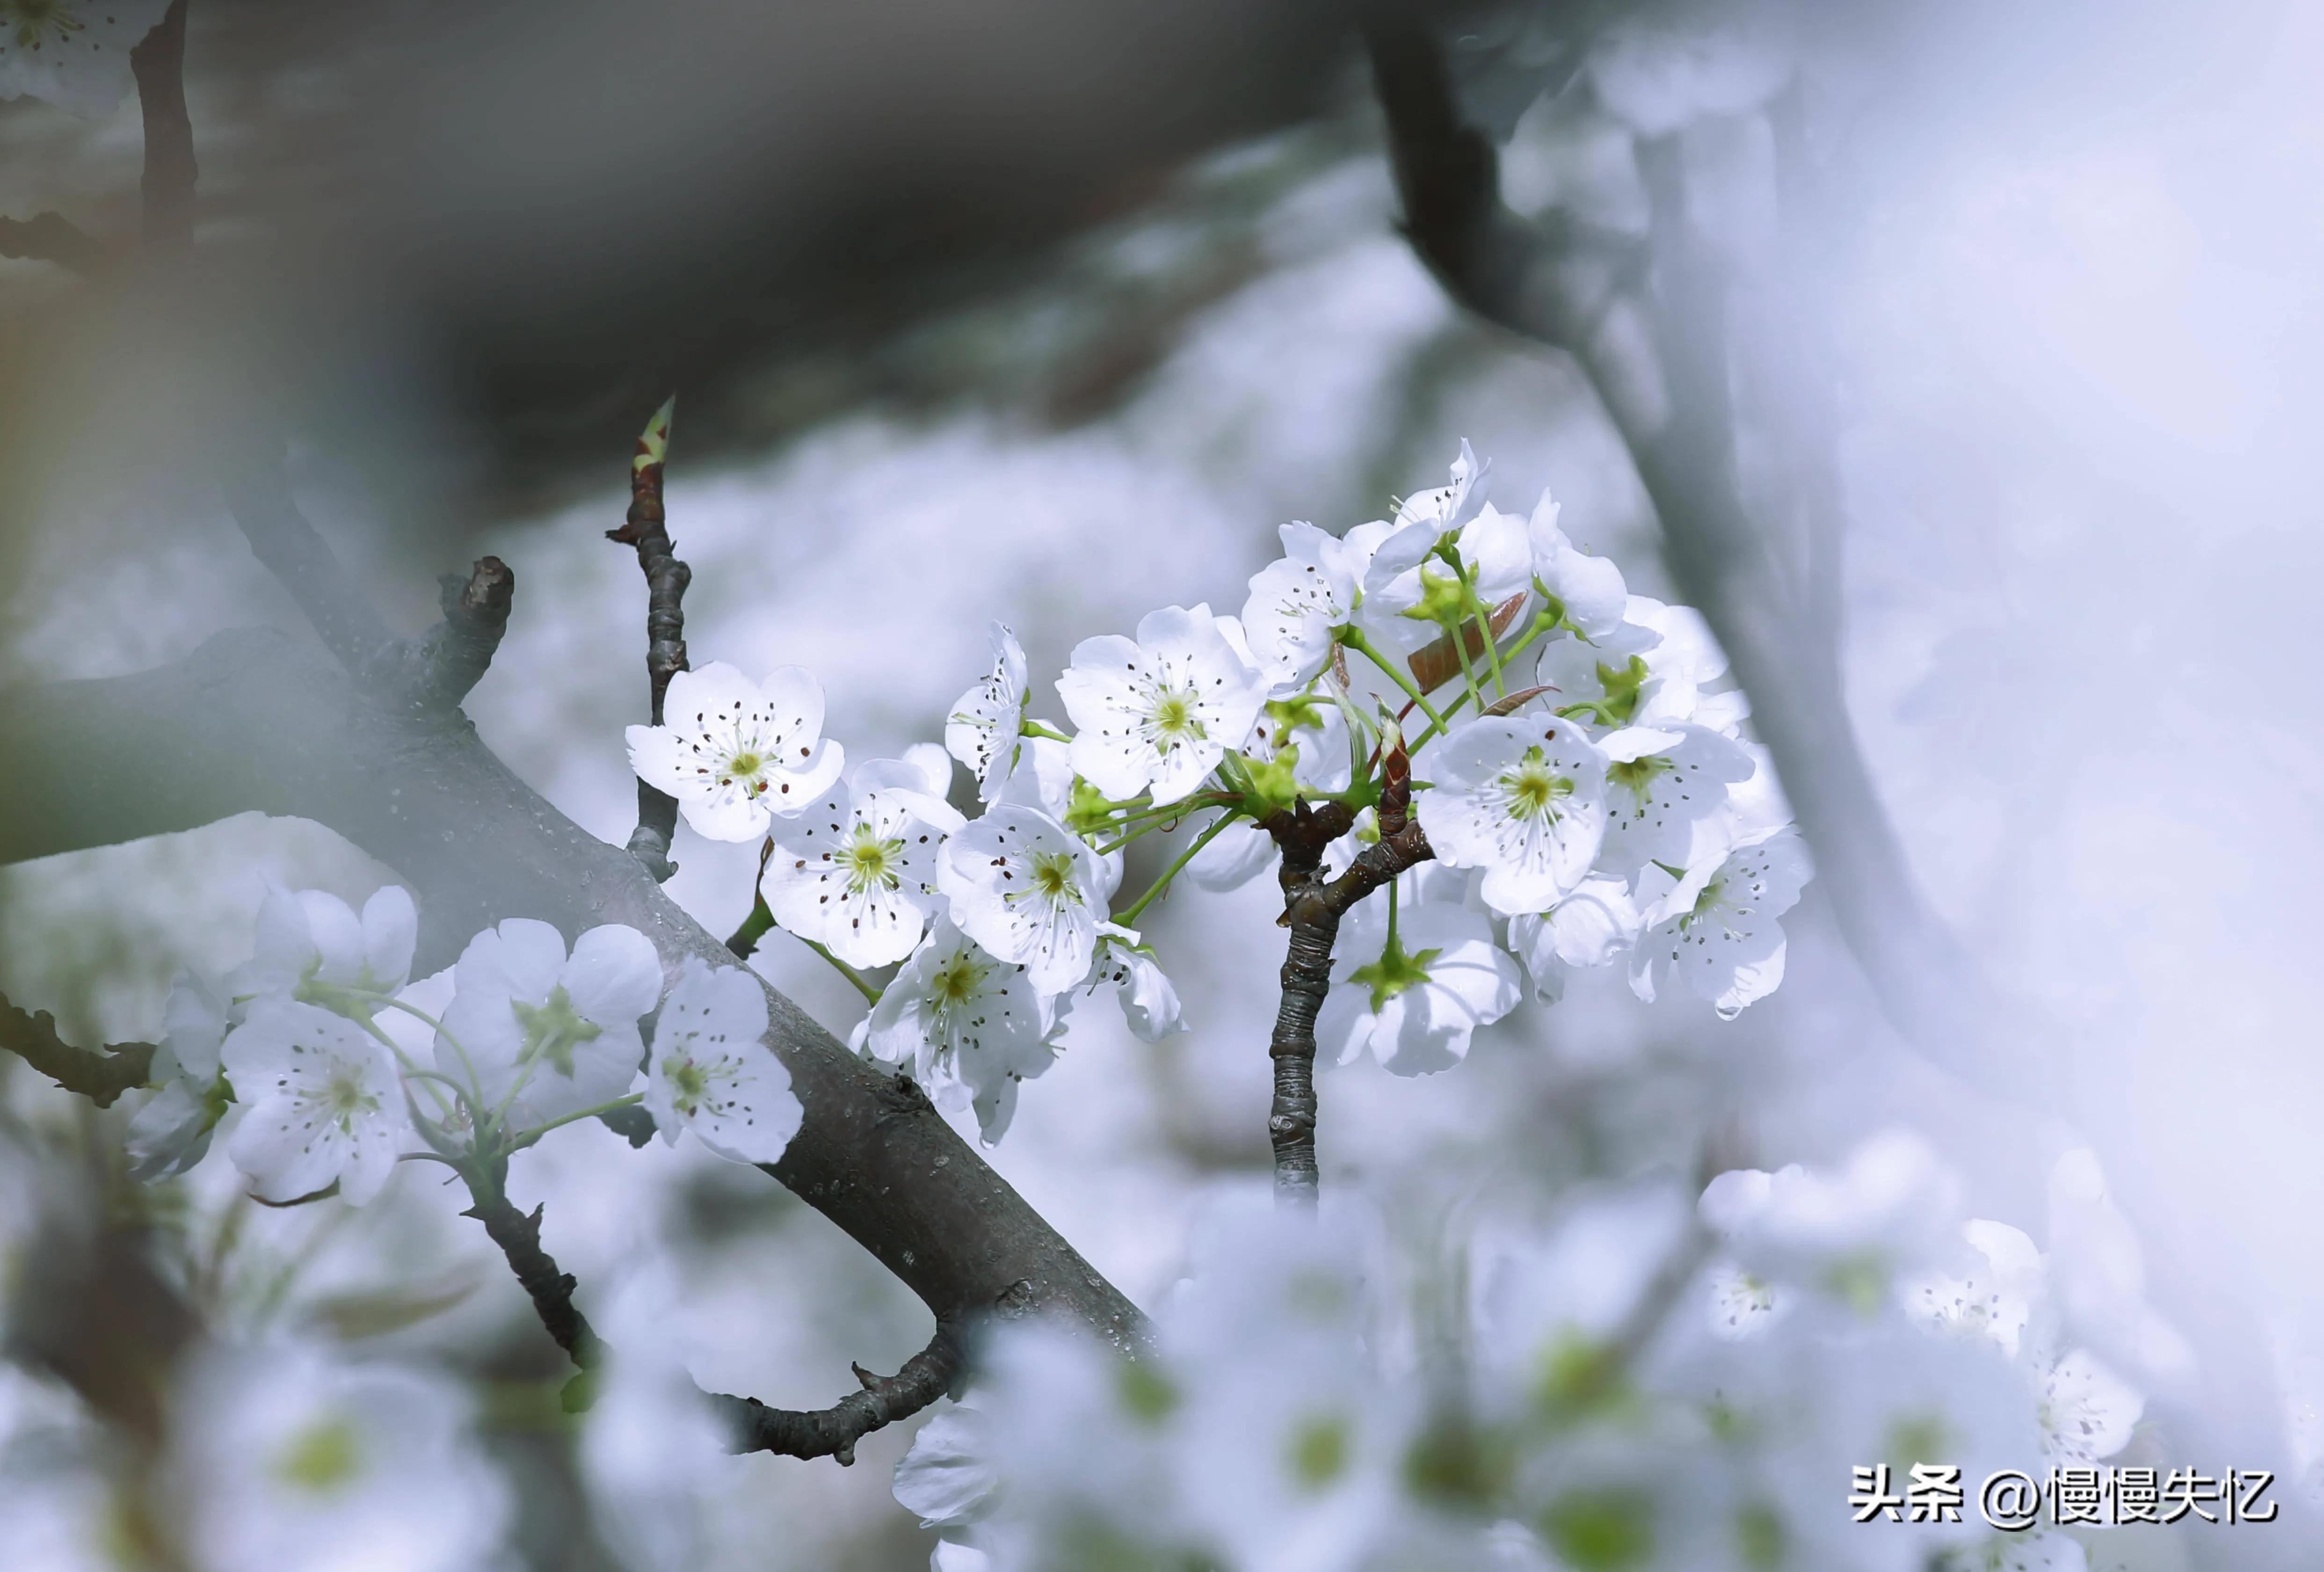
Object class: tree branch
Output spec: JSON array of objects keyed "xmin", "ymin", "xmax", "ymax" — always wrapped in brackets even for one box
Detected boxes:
[
  {"xmin": 0, "ymin": 212, "xmax": 109, "ymax": 277},
  {"xmin": 0, "ymin": 632, "xmax": 1146, "ymax": 1355},
  {"xmin": 1261, "ymin": 755, "xmax": 1437, "ymax": 1207},
  {"xmin": 0, "ymin": 995, "xmax": 156, "ymax": 1108},
  {"xmin": 606, "ymin": 397, "xmax": 688, "ymax": 882},
  {"xmin": 461, "ymin": 1168, "xmax": 958, "ymax": 1463},
  {"xmin": 130, "ymin": 0, "xmax": 196, "ymax": 257},
  {"xmin": 710, "ymin": 1320, "xmax": 963, "ymax": 1466},
  {"xmin": 409, "ymin": 557, "xmax": 517, "ymax": 710},
  {"xmin": 1362, "ymin": 15, "xmax": 2005, "ymax": 1082}
]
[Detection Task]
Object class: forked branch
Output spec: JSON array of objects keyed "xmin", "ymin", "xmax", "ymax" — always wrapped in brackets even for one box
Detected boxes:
[{"xmin": 0, "ymin": 994, "xmax": 156, "ymax": 1109}]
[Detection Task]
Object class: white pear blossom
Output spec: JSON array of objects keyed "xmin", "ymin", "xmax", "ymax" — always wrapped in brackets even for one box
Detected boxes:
[
  {"xmin": 939, "ymin": 801, "xmax": 1119, "ymax": 995},
  {"xmin": 166, "ymin": 1341, "xmax": 509, "ymax": 1572},
  {"xmin": 436, "ymin": 919, "xmax": 662, "ymax": 1125},
  {"xmin": 763, "ymin": 757, "xmax": 966, "ymax": 968},
  {"xmin": 864, "ymin": 918, "xmax": 1056, "ymax": 1143},
  {"xmin": 234, "ymin": 884, "xmax": 418, "ymax": 1024},
  {"xmin": 643, "ymin": 957, "xmax": 801, "ymax": 1165},
  {"xmin": 126, "ymin": 970, "xmax": 233, "ymax": 1182},
  {"xmin": 946, "ymin": 621, "xmax": 1031, "ymax": 799},
  {"xmin": 1595, "ymin": 722, "xmax": 1756, "ymax": 878},
  {"xmin": 625, "ymin": 661, "xmax": 844, "ymax": 842},
  {"xmin": 1526, "ymin": 489, "xmax": 1630, "ymax": 640},
  {"xmin": 993, "ymin": 732, "xmax": 1075, "ymax": 820},
  {"xmin": 1507, "ymin": 874, "xmax": 1640, "ymax": 1004},
  {"xmin": 1057, "ymin": 603, "xmax": 1271, "ymax": 807},
  {"xmin": 1081, "ymin": 922, "xmax": 1185, "ymax": 1041},
  {"xmin": 1316, "ymin": 887, "xmax": 1522, "ymax": 1076},
  {"xmin": 1543, "ymin": 596, "xmax": 1728, "ymax": 733},
  {"xmin": 1240, "ymin": 521, "xmax": 1374, "ymax": 689},
  {"xmin": 1630, "ymin": 829, "xmax": 1809, "ymax": 1019},
  {"xmin": 220, "ymin": 999, "xmax": 408, "ymax": 1206},
  {"xmin": 894, "ymin": 1405, "xmax": 1000, "ymax": 1535},
  {"xmin": 1416, "ymin": 715, "xmax": 1610, "ymax": 916},
  {"xmin": 2035, "ymin": 1348, "xmax": 2143, "ymax": 1465},
  {"xmin": 1699, "ymin": 1131, "xmax": 1968, "ymax": 1309},
  {"xmin": 0, "ymin": 0, "xmax": 170, "ymax": 113},
  {"xmin": 1185, "ymin": 816, "xmax": 1279, "ymax": 892},
  {"xmin": 1905, "ymin": 1220, "xmax": 2044, "ymax": 1357}
]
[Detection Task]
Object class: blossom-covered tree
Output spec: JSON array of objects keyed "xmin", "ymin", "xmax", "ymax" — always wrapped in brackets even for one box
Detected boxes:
[{"xmin": 0, "ymin": 5, "xmax": 2292, "ymax": 1572}]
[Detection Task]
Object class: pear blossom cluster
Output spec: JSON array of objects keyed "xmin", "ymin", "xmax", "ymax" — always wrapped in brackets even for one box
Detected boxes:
[
  {"xmin": 622, "ymin": 442, "xmax": 1806, "ymax": 1147},
  {"xmin": 896, "ymin": 1136, "xmax": 2170, "ymax": 1572},
  {"xmin": 125, "ymin": 882, "xmax": 801, "ymax": 1209}
]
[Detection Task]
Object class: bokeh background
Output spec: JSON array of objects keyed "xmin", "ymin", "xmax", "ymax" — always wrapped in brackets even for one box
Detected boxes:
[{"xmin": 5, "ymin": 0, "xmax": 2324, "ymax": 1566}]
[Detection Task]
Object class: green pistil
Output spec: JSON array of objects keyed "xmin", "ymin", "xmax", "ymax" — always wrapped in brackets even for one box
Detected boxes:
[
  {"xmin": 512, "ymin": 985, "xmax": 602, "ymax": 1077},
  {"xmin": 1349, "ymin": 936, "xmax": 1444, "ymax": 1015},
  {"xmin": 1028, "ymin": 850, "xmax": 1082, "ymax": 903},
  {"xmin": 1287, "ymin": 1413, "xmax": 1351, "ymax": 1491},
  {"xmin": 275, "ymin": 1415, "xmax": 363, "ymax": 1493},
  {"xmin": 1606, "ymin": 754, "xmax": 1672, "ymax": 799},
  {"xmin": 1556, "ymin": 655, "xmax": 1652, "ymax": 728},
  {"xmin": 1400, "ymin": 563, "xmax": 1470, "ymax": 626},
  {"xmin": 1505, "ymin": 746, "xmax": 1576, "ymax": 819},
  {"xmin": 842, "ymin": 830, "xmax": 902, "ymax": 891},
  {"xmin": 726, "ymin": 750, "xmax": 763, "ymax": 776},
  {"xmin": 1264, "ymin": 693, "xmax": 1327, "ymax": 746}
]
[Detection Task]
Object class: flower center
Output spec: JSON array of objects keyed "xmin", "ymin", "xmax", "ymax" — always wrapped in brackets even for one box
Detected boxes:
[
  {"xmin": 1287, "ymin": 1412, "xmax": 1351, "ymax": 1491},
  {"xmin": 8, "ymin": 0, "xmax": 81, "ymax": 49},
  {"xmin": 722, "ymin": 749, "xmax": 766, "ymax": 783},
  {"xmin": 1502, "ymin": 748, "xmax": 1575, "ymax": 821},
  {"xmin": 931, "ymin": 953, "xmax": 987, "ymax": 1007},
  {"xmin": 1149, "ymin": 689, "xmax": 1201, "ymax": 742},
  {"xmin": 511, "ymin": 985, "xmax": 602, "ymax": 1077},
  {"xmin": 1028, "ymin": 850, "xmax": 1081, "ymax": 904},
  {"xmin": 274, "ymin": 1414, "xmax": 363, "ymax": 1494},
  {"xmin": 1606, "ymin": 754, "xmax": 1671, "ymax": 805},
  {"xmin": 664, "ymin": 1055, "xmax": 710, "ymax": 1112},
  {"xmin": 322, "ymin": 1066, "xmax": 378, "ymax": 1131},
  {"xmin": 841, "ymin": 830, "xmax": 903, "ymax": 892}
]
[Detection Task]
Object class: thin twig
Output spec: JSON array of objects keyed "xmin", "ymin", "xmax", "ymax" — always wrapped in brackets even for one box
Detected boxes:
[
  {"xmin": 607, "ymin": 397, "xmax": 688, "ymax": 881},
  {"xmin": 0, "ymin": 992, "xmax": 157, "ymax": 1108},
  {"xmin": 130, "ymin": 0, "xmax": 196, "ymax": 256},
  {"xmin": 709, "ymin": 1320, "xmax": 964, "ymax": 1466},
  {"xmin": 459, "ymin": 1173, "xmax": 959, "ymax": 1461},
  {"xmin": 0, "ymin": 212, "xmax": 109, "ymax": 277}
]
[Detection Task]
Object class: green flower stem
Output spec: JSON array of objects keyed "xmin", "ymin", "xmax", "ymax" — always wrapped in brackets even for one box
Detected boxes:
[
  {"xmin": 801, "ymin": 937, "xmax": 883, "ymax": 1005},
  {"xmin": 374, "ymin": 994, "xmax": 489, "ymax": 1113},
  {"xmin": 1115, "ymin": 812, "xmax": 1239, "ymax": 926},
  {"xmin": 727, "ymin": 894, "xmax": 777, "ymax": 960},
  {"xmin": 356, "ymin": 1015, "xmax": 463, "ymax": 1125},
  {"xmin": 1020, "ymin": 719, "xmax": 1072, "ymax": 743},
  {"xmin": 506, "ymin": 1092, "xmax": 648, "ymax": 1153},
  {"xmin": 1339, "ymin": 627, "xmax": 1447, "ymax": 733},
  {"xmin": 1451, "ymin": 555, "xmax": 1508, "ymax": 698}
]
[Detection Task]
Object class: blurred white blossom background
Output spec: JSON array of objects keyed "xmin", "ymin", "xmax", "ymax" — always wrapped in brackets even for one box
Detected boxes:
[{"xmin": 8, "ymin": 0, "xmax": 2324, "ymax": 1568}]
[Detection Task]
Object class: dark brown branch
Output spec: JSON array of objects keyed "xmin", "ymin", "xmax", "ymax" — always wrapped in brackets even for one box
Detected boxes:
[
  {"xmin": 131, "ymin": 0, "xmax": 197, "ymax": 257},
  {"xmin": 0, "ymin": 212, "xmax": 109, "ymax": 277},
  {"xmin": 0, "ymin": 993, "xmax": 156, "ymax": 1108},
  {"xmin": 1363, "ymin": 15, "xmax": 2005, "ymax": 1082},
  {"xmin": 461, "ymin": 1171, "xmax": 957, "ymax": 1462},
  {"xmin": 607, "ymin": 398, "xmax": 688, "ymax": 882},
  {"xmin": 0, "ymin": 632, "xmax": 1147, "ymax": 1358},
  {"xmin": 711, "ymin": 1320, "xmax": 964, "ymax": 1465},
  {"xmin": 1260, "ymin": 787, "xmax": 1441, "ymax": 1208},
  {"xmin": 410, "ymin": 557, "xmax": 516, "ymax": 710}
]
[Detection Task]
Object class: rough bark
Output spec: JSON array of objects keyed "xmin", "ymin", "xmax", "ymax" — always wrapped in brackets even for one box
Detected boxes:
[
  {"xmin": 0, "ymin": 631, "xmax": 1145, "ymax": 1354},
  {"xmin": 130, "ymin": 0, "xmax": 196, "ymax": 256}
]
